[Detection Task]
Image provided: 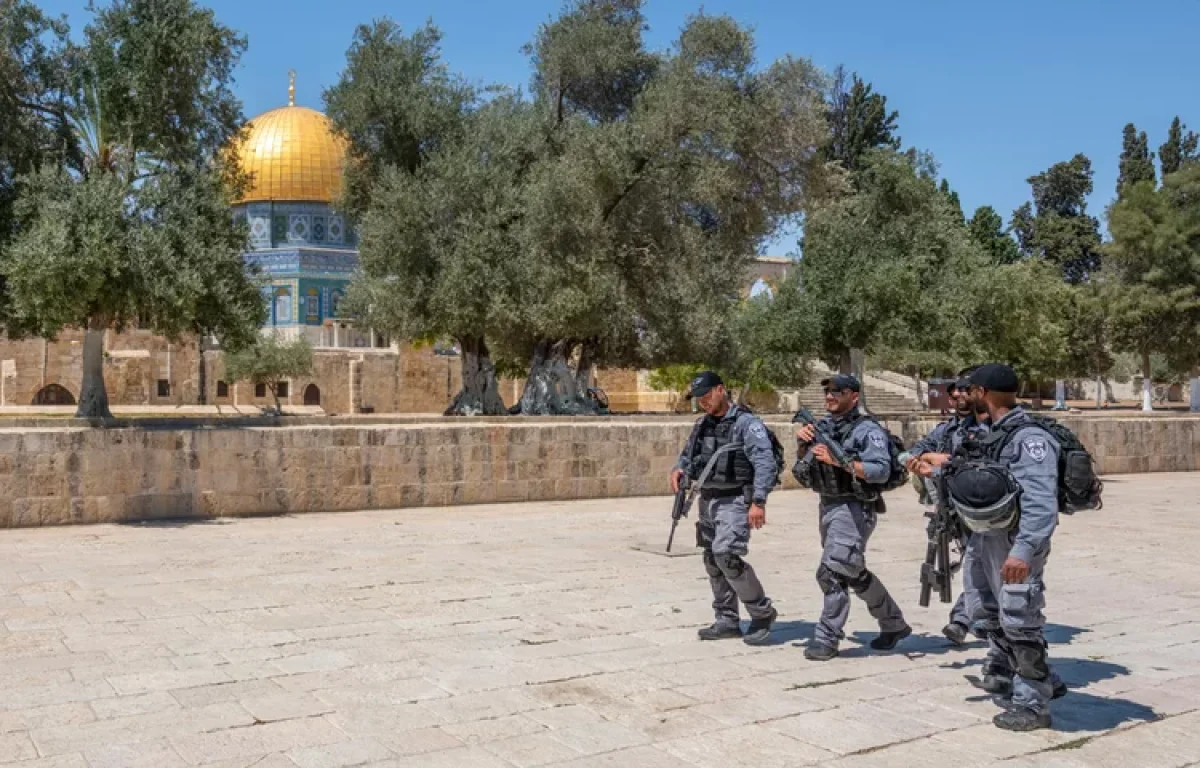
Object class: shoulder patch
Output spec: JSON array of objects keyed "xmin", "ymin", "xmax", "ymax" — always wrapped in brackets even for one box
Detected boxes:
[
  {"xmin": 749, "ymin": 423, "xmax": 767, "ymax": 439},
  {"xmin": 1022, "ymin": 436, "xmax": 1048, "ymax": 463},
  {"xmin": 869, "ymin": 432, "xmax": 886, "ymax": 449}
]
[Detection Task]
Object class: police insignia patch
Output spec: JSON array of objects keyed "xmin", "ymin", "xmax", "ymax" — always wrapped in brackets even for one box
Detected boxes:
[
  {"xmin": 1023, "ymin": 437, "xmax": 1048, "ymax": 463},
  {"xmin": 750, "ymin": 424, "xmax": 766, "ymax": 439},
  {"xmin": 869, "ymin": 432, "xmax": 886, "ymax": 449}
]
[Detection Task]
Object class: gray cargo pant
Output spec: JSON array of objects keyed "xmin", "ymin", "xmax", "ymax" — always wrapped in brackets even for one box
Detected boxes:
[
  {"xmin": 814, "ymin": 497, "xmax": 907, "ymax": 648},
  {"xmin": 965, "ymin": 531, "xmax": 1057, "ymax": 715},
  {"xmin": 697, "ymin": 494, "xmax": 773, "ymax": 627}
]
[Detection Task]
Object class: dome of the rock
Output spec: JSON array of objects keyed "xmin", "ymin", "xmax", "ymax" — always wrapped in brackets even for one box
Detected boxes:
[{"xmin": 234, "ymin": 101, "xmax": 346, "ymax": 204}]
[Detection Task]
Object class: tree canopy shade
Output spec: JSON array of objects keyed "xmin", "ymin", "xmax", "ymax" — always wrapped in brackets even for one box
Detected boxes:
[{"xmin": 0, "ymin": 0, "xmax": 266, "ymax": 419}]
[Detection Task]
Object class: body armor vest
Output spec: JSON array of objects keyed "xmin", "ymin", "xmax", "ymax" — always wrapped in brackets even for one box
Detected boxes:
[{"xmin": 689, "ymin": 414, "xmax": 754, "ymax": 491}]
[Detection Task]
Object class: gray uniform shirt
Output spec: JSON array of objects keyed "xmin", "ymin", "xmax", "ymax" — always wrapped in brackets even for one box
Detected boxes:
[
  {"xmin": 912, "ymin": 414, "xmax": 989, "ymax": 475},
  {"xmin": 994, "ymin": 407, "xmax": 1060, "ymax": 563},
  {"xmin": 801, "ymin": 409, "xmax": 892, "ymax": 490},
  {"xmin": 675, "ymin": 404, "xmax": 779, "ymax": 501}
]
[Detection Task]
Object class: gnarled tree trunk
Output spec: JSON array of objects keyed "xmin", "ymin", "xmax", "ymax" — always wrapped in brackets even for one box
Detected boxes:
[
  {"xmin": 1141, "ymin": 351, "xmax": 1153, "ymax": 412},
  {"xmin": 75, "ymin": 319, "xmax": 112, "ymax": 420},
  {"xmin": 445, "ymin": 335, "xmax": 507, "ymax": 416},
  {"xmin": 514, "ymin": 338, "xmax": 600, "ymax": 416}
]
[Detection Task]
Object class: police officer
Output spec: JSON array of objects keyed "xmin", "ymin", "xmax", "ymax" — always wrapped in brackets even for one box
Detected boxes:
[
  {"xmin": 670, "ymin": 371, "xmax": 778, "ymax": 646},
  {"xmin": 906, "ymin": 368, "xmax": 987, "ymax": 646},
  {"xmin": 793, "ymin": 374, "xmax": 910, "ymax": 661},
  {"xmin": 953, "ymin": 363, "xmax": 1065, "ymax": 731}
]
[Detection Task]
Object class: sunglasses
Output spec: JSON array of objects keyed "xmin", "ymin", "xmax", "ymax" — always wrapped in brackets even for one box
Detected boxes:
[{"xmin": 822, "ymin": 388, "xmax": 847, "ymax": 397}]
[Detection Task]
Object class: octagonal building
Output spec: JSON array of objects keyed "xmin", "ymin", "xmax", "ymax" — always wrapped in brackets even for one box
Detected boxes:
[{"xmin": 231, "ymin": 76, "xmax": 376, "ymax": 348}]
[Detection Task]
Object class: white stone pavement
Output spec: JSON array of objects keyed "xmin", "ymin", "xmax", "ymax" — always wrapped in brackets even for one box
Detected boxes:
[{"xmin": 0, "ymin": 474, "xmax": 1198, "ymax": 768}]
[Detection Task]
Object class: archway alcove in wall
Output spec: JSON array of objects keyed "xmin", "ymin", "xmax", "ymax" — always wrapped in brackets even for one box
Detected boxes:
[
  {"xmin": 33, "ymin": 383, "xmax": 76, "ymax": 406},
  {"xmin": 303, "ymin": 383, "xmax": 321, "ymax": 406}
]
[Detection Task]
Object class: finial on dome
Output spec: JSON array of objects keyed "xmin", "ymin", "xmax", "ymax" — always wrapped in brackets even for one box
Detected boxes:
[{"xmin": 288, "ymin": 69, "xmax": 296, "ymax": 106}]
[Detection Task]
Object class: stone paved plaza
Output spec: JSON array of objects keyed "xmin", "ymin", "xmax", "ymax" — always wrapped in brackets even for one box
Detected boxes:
[{"xmin": 0, "ymin": 474, "xmax": 1198, "ymax": 767}]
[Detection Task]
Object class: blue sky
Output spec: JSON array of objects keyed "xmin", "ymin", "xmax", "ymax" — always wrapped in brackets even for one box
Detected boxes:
[{"xmin": 38, "ymin": 0, "xmax": 1200, "ymax": 254}]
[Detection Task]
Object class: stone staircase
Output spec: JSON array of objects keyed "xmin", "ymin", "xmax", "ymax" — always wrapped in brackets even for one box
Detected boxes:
[{"xmin": 776, "ymin": 363, "xmax": 923, "ymax": 413}]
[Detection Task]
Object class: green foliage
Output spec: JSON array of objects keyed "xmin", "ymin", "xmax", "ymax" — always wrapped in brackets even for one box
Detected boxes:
[
  {"xmin": 1117, "ymin": 123, "xmax": 1156, "ymax": 196},
  {"xmin": 1159, "ymin": 116, "xmax": 1199, "ymax": 178},
  {"xmin": 223, "ymin": 333, "xmax": 314, "ymax": 411},
  {"xmin": 0, "ymin": 0, "xmax": 77, "ymax": 249},
  {"xmin": 969, "ymin": 259, "xmax": 1072, "ymax": 383},
  {"xmin": 939, "ymin": 179, "xmax": 964, "ymax": 223},
  {"xmin": 1062, "ymin": 281, "xmax": 1114, "ymax": 379},
  {"xmin": 1, "ymin": 0, "xmax": 265, "ymax": 418},
  {"xmin": 820, "ymin": 66, "xmax": 900, "ymax": 176},
  {"xmin": 1011, "ymin": 154, "xmax": 1103, "ymax": 284},
  {"xmin": 968, "ymin": 205, "xmax": 1021, "ymax": 265},
  {"xmin": 799, "ymin": 150, "xmax": 985, "ymax": 372},
  {"xmin": 323, "ymin": 19, "xmax": 473, "ymax": 220},
  {"xmin": 1105, "ymin": 166, "xmax": 1200, "ymax": 376}
]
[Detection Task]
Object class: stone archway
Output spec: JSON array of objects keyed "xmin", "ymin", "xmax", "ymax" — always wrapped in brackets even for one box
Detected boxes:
[
  {"xmin": 33, "ymin": 383, "xmax": 76, "ymax": 406},
  {"xmin": 303, "ymin": 383, "xmax": 321, "ymax": 406}
]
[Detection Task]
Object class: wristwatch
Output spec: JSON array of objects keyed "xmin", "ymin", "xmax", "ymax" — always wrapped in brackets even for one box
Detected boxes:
[{"xmin": 752, "ymin": 497, "xmax": 767, "ymax": 507}]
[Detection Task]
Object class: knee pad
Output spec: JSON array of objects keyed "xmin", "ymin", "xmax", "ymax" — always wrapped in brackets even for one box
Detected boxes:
[
  {"xmin": 1010, "ymin": 640, "xmax": 1050, "ymax": 681},
  {"xmin": 845, "ymin": 569, "xmax": 874, "ymax": 595},
  {"xmin": 716, "ymin": 553, "xmax": 746, "ymax": 578},
  {"xmin": 701, "ymin": 550, "xmax": 723, "ymax": 579},
  {"xmin": 815, "ymin": 564, "xmax": 846, "ymax": 595}
]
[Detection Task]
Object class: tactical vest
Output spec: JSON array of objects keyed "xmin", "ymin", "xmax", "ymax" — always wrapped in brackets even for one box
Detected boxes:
[
  {"xmin": 689, "ymin": 414, "xmax": 755, "ymax": 491},
  {"xmin": 804, "ymin": 415, "xmax": 869, "ymax": 499}
]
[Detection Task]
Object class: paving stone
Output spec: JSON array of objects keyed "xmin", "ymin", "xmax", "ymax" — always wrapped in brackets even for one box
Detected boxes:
[{"xmin": 0, "ymin": 475, "xmax": 1193, "ymax": 767}]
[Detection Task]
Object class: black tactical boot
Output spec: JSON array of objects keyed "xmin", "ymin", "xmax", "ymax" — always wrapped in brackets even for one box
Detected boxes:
[
  {"xmin": 1053, "ymin": 679, "xmax": 1068, "ymax": 699},
  {"xmin": 993, "ymin": 707, "xmax": 1051, "ymax": 731},
  {"xmin": 743, "ymin": 608, "xmax": 777, "ymax": 646},
  {"xmin": 942, "ymin": 622, "xmax": 969, "ymax": 647},
  {"xmin": 870, "ymin": 625, "xmax": 912, "ymax": 650},
  {"xmin": 804, "ymin": 643, "xmax": 838, "ymax": 661},
  {"xmin": 698, "ymin": 622, "xmax": 742, "ymax": 641}
]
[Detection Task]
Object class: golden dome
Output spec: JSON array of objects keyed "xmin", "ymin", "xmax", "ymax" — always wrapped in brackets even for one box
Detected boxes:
[{"xmin": 234, "ymin": 103, "xmax": 347, "ymax": 204}]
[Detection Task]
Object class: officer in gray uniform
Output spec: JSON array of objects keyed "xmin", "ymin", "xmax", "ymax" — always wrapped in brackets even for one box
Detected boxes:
[
  {"xmin": 950, "ymin": 364, "xmax": 1065, "ymax": 731},
  {"xmin": 906, "ymin": 368, "xmax": 987, "ymax": 645},
  {"xmin": 670, "ymin": 371, "xmax": 778, "ymax": 646},
  {"xmin": 793, "ymin": 374, "xmax": 910, "ymax": 661}
]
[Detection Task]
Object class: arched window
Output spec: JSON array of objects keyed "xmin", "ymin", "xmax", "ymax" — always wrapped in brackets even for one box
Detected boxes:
[
  {"xmin": 274, "ymin": 287, "xmax": 292, "ymax": 325},
  {"xmin": 749, "ymin": 278, "xmax": 773, "ymax": 300},
  {"xmin": 305, "ymin": 288, "xmax": 319, "ymax": 323}
]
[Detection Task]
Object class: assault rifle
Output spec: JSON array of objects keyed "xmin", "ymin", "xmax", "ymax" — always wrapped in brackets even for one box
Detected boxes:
[
  {"xmin": 665, "ymin": 443, "xmax": 744, "ymax": 553},
  {"xmin": 918, "ymin": 469, "xmax": 955, "ymax": 607},
  {"xmin": 791, "ymin": 407, "xmax": 864, "ymax": 497}
]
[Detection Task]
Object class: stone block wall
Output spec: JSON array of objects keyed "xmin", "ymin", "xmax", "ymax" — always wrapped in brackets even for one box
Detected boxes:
[{"xmin": 0, "ymin": 414, "xmax": 1195, "ymax": 528}]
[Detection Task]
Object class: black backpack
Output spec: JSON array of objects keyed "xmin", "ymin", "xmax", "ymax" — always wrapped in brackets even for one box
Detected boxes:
[
  {"xmin": 990, "ymin": 414, "xmax": 1103, "ymax": 514},
  {"xmin": 840, "ymin": 414, "xmax": 909, "ymax": 493}
]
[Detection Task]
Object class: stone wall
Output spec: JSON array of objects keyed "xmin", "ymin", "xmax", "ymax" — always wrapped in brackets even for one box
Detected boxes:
[{"xmin": 0, "ymin": 413, "xmax": 1196, "ymax": 528}]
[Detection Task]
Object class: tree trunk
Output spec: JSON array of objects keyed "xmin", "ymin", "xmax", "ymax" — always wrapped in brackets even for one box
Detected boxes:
[
  {"xmin": 1095, "ymin": 373, "xmax": 1103, "ymax": 410},
  {"xmin": 1054, "ymin": 379, "xmax": 1067, "ymax": 410},
  {"xmin": 1141, "ymin": 352, "xmax": 1153, "ymax": 412},
  {"xmin": 850, "ymin": 347, "xmax": 867, "ymax": 412},
  {"xmin": 514, "ymin": 338, "xmax": 599, "ymax": 416},
  {"xmin": 75, "ymin": 320, "xmax": 112, "ymax": 420},
  {"xmin": 1103, "ymin": 377, "xmax": 1118, "ymax": 405},
  {"xmin": 575, "ymin": 337, "xmax": 597, "ymax": 393},
  {"xmin": 912, "ymin": 372, "xmax": 926, "ymax": 409},
  {"xmin": 1030, "ymin": 378, "xmax": 1043, "ymax": 410},
  {"xmin": 444, "ymin": 335, "xmax": 507, "ymax": 416},
  {"xmin": 1191, "ymin": 367, "xmax": 1200, "ymax": 414},
  {"xmin": 197, "ymin": 335, "xmax": 207, "ymax": 406},
  {"xmin": 270, "ymin": 383, "xmax": 281, "ymax": 414},
  {"xmin": 837, "ymin": 347, "xmax": 852, "ymax": 375}
]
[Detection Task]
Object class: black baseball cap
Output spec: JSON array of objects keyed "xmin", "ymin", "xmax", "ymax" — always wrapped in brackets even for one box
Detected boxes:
[
  {"xmin": 968, "ymin": 363, "xmax": 1019, "ymax": 393},
  {"xmin": 951, "ymin": 365, "xmax": 979, "ymax": 392},
  {"xmin": 686, "ymin": 371, "xmax": 724, "ymax": 399},
  {"xmin": 820, "ymin": 374, "xmax": 861, "ymax": 393}
]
